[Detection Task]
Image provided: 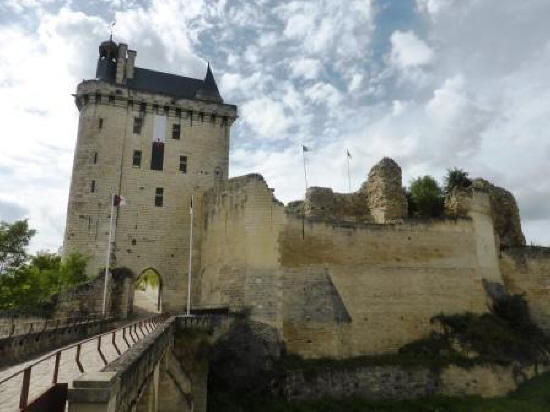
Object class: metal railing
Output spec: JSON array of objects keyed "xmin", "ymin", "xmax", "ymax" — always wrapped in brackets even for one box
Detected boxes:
[
  {"xmin": 0, "ymin": 314, "xmax": 107, "ymax": 338},
  {"xmin": 0, "ymin": 314, "xmax": 169, "ymax": 411}
]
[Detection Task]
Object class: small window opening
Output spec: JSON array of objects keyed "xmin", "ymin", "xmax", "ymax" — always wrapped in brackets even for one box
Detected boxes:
[
  {"xmin": 98, "ymin": 118, "xmax": 103, "ymax": 129},
  {"xmin": 90, "ymin": 180, "xmax": 96, "ymax": 193},
  {"xmin": 175, "ymin": 108, "xmax": 181, "ymax": 117},
  {"xmin": 93, "ymin": 152, "xmax": 98, "ymax": 164},
  {"xmin": 140, "ymin": 102, "xmax": 146, "ymax": 112},
  {"xmin": 155, "ymin": 187, "xmax": 164, "ymax": 207},
  {"xmin": 153, "ymin": 103, "xmax": 159, "ymax": 113},
  {"xmin": 131, "ymin": 239, "xmax": 137, "ymax": 246},
  {"xmin": 163, "ymin": 105, "xmax": 169, "ymax": 114},
  {"xmin": 133, "ymin": 117, "xmax": 143, "ymax": 134},
  {"xmin": 128, "ymin": 100, "xmax": 133, "ymax": 108},
  {"xmin": 179, "ymin": 155, "xmax": 187, "ymax": 174},
  {"xmin": 172, "ymin": 124, "xmax": 181, "ymax": 140},
  {"xmin": 109, "ymin": 95, "xmax": 115, "ymax": 104},
  {"xmin": 95, "ymin": 93, "xmax": 101, "ymax": 104},
  {"xmin": 133, "ymin": 150, "xmax": 142, "ymax": 167}
]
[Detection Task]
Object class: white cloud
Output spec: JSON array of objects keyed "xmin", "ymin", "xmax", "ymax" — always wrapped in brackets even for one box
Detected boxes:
[
  {"xmin": 390, "ymin": 30, "xmax": 434, "ymax": 68},
  {"xmin": 241, "ymin": 97, "xmax": 292, "ymax": 139},
  {"xmin": 290, "ymin": 58, "xmax": 321, "ymax": 80},
  {"xmin": 1, "ymin": 0, "xmax": 550, "ymax": 250},
  {"xmin": 304, "ymin": 82, "xmax": 342, "ymax": 110}
]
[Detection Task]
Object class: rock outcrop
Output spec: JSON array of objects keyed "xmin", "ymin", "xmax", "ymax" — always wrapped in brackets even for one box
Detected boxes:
[{"xmin": 471, "ymin": 179, "xmax": 526, "ymax": 247}]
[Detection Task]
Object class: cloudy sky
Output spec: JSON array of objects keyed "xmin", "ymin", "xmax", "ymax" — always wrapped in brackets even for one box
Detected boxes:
[{"xmin": 0, "ymin": 0, "xmax": 549, "ymax": 251}]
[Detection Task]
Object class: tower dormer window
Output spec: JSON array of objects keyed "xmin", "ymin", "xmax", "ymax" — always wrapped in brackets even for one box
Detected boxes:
[
  {"xmin": 90, "ymin": 180, "xmax": 96, "ymax": 193},
  {"xmin": 98, "ymin": 118, "xmax": 103, "ymax": 129}
]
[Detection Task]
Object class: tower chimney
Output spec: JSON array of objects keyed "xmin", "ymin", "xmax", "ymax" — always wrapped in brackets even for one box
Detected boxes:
[
  {"xmin": 126, "ymin": 50, "xmax": 136, "ymax": 80},
  {"xmin": 116, "ymin": 43, "xmax": 128, "ymax": 84}
]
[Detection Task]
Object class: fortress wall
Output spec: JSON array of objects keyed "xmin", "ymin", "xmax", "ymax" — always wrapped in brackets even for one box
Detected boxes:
[
  {"xmin": 199, "ymin": 176, "xmax": 501, "ymax": 357},
  {"xmin": 200, "ymin": 175, "xmax": 286, "ymax": 329},
  {"xmin": 500, "ymin": 247, "xmax": 550, "ymax": 334},
  {"xmin": 279, "ymin": 217, "xmax": 490, "ymax": 357}
]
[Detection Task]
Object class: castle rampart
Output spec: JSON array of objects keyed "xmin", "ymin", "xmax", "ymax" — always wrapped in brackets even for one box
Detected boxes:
[{"xmin": 198, "ymin": 166, "xmax": 508, "ymax": 358}]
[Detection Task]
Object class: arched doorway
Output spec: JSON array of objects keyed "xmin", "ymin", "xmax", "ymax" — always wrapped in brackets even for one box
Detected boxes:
[{"xmin": 134, "ymin": 268, "xmax": 163, "ymax": 315}]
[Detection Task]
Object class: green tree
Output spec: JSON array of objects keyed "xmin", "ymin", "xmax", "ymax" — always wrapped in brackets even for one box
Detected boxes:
[
  {"xmin": 408, "ymin": 176, "xmax": 444, "ymax": 217},
  {"xmin": 444, "ymin": 168, "xmax": 472, "ymax": 195},
  {"xmin": 0, "ymin": 244, "xmax": 89, "ymax": 312},
  {"xmin": 0, "ymin": 220, "xmax": 36, "ymax": 274}
]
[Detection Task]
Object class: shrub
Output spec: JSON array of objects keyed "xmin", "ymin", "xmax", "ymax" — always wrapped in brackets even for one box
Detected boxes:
[
  {"xmin": 408, "ymin": 176, "xmax": 444, "ymax": 217},
  {"xmin": 444, "ymin": 168, "xmax": 472, "ymax": 195},
  {"xmin": 400, "ymin": 294, "xmax": 550, "ymax": 365}
]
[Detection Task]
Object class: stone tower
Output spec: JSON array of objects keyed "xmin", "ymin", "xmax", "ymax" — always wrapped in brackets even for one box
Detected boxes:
[{"xmin": 63, "ymin": 40, "xmax": 237, "ymax": 311}]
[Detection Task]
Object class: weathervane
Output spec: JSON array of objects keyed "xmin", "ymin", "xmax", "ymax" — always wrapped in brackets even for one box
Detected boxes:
[{"xmin": 109, "ymin": 21, "xmax": 116, "ymax": 42}]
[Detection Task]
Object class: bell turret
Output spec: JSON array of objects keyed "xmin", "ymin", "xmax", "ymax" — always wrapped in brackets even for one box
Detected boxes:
[{"xmin": 96, "ymin": 40, "xmax": 119, "ymax": 82}]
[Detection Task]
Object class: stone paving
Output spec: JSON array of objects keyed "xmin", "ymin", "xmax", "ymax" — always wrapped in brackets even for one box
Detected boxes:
[{"xmin": 0, "ymin": 321, "xmax": 153, "ymax": 411}]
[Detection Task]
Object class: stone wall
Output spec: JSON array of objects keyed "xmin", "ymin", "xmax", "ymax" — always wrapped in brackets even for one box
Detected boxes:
[
  {"xmin": 302, "ymin": 187, "xmax": 370, "ymax": 222},
  {"xmin": 200, "ymin": 174, "xmax": 286, "ymax": 330},
  {"xmin": 0, "ymin": 317, "xmax": 114, "ymax": 367},
  {"xmin": 200, "ymin": 174, "xmax": 500, "ymax": 358},
  {"xmin": 500, "ymin": 246, "xmax": 550, "ymax": 334},
  {"xmin": 282, "ymin": 363, "xmax": 548, "ymax": 401},
  {"xmin": 280, "ymin": 216, "xmax": 490, "ymax": 357},
  {"xmin": 54, "ymin": 271, "xmax": 133, "ymax": 319}
]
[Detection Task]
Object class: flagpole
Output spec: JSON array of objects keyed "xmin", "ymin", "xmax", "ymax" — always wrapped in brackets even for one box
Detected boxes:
[
  {"xmin": 347, "ymin": 152, "xmax": 351, "ymax": 193},
  {"xmin": 302, "ymin": 147, "xmax": 308, "ymax": 191},
  {"xmin": 186, "ymin": 193, "xmax": 194, "ymax": 316},
  {"xmin": 102, "ymin": 194, "xmax": 115, "ymax": 317}
]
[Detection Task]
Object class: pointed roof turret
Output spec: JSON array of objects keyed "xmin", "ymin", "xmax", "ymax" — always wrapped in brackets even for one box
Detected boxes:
[
  {"xmin": 204, "ymin": 63, "xmax": 220, "ymax": 92},
  {"xmin": 194, "ymin": 62, "xmax": 223, "ymax": 103}
]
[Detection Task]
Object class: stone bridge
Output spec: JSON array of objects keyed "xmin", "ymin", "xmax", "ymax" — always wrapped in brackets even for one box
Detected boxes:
[{"xmin": 68, "ymin": 313, "xmax": 230, "ymax": 412}]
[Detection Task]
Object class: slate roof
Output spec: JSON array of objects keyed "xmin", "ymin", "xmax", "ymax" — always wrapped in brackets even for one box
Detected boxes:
[{"xmin": 127, "ymin": 67, "xmax": 218, "ymax": 100}]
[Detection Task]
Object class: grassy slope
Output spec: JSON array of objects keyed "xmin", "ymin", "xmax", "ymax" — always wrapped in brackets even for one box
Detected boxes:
[{"xmin": 210, "ymin": 370, "xmax": 550, "ymax": 412}]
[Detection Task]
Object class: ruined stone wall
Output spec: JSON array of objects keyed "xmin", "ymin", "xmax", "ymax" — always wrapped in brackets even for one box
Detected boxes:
[
  {"xmin": 200, "ymin": 175, "xmax": 500, "ymax": 358},
  {"xmin": 303, "ymin": 187, "xmax": 370, "ymax": 222},
  {"xmin": 500, "ymin": 246, "xmax": 550, "ymax": 334},
  {"xmin": 63, "ymin": 80, "xmax": 237, "ymax": 312},
  {"xmin": 364, "ymin": 157, "xmax": 407, "ymax": 223}
]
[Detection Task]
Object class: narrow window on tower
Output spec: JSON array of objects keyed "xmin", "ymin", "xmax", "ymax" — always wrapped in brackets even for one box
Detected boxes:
[
  {"xmin": 133, "ymin": 117, "xmax": 143, "ymax": 134},
  {"xmin": 98, "ymin": 118, "xmax": 103, "ymax": 129},
  {"xmin": 151, "ymin": 115, "xmax": 166, "ymax": 171},
  {"xmin": 179, "ymin": 155, "xmax": 187, "ymax": 174},
  {"xmin": 93, "ymin": 152, "xmax": 98, "ymax": 164},
  {"xmin": 154, "ymin": 187, "xmax": 164, "ymax": 207},
  {"xmin": 132, "ymin": 150, "xmax": 142, "ymax": 167},
  {"xmin": 90, "ymin": 180, "xmax": 96, "ymax": 193},
  {"xmin": 172, "ymin": 124, "xmax": 181, "ymax": 140}
]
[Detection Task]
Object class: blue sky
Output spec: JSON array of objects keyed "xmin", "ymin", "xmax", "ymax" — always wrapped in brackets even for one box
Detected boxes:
[{"xmin": 0, "ymin": 0, "xmax": 549, "ymax": 251}]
